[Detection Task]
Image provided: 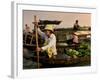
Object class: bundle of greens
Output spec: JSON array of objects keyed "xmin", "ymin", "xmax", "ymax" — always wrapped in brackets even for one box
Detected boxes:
[
  {"xmin": 66, "ymin": 49, "xmax": 79, "ymax": 58},
  {"xmin": 78, "ymin": 42, "xmax": 90, "ymax": 57},
  {"xmin": 65, "ymin": 42, "xmax": 90, "ymax": 58}
]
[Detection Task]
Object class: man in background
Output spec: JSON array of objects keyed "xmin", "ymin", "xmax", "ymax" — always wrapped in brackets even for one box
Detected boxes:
[{"xmin": 73, "ymin": 20, "xmax": 80, "ymax": 30}]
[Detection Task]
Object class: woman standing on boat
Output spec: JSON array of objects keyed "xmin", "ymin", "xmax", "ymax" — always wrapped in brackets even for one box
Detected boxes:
[{"xmin": 36, "ymin": 24, "xmax": 57, "ymax": 59}]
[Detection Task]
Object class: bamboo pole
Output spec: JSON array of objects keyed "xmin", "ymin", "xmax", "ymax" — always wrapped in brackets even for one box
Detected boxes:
[
  {"xmin": 25, "ymin": 34, "xmax": 27, "ymax": 44},
  {"xmin": 24, "ymin": 24, "xmax": 28, "ymax": 44},
  {"xmin": 34, "ymin": 15, "xmax": 40, "ymax": 68},
  {"xmin": 30, "ymin": 35, "xmax": 33, "ymax": 44}
]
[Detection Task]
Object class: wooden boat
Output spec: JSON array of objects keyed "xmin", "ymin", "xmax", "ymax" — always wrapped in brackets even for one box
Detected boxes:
[{"xmin": 23, "ymin": 20, "xmax": 90, "ymax": 68}]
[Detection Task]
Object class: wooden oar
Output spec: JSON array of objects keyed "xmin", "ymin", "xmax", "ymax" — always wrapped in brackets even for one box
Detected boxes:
[{"xmin": 34, "ymin": 15, "xmax": 40, "ymax": 68}]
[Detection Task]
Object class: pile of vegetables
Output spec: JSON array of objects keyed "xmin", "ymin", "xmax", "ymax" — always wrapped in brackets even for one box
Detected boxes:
[
  {"xmin": 65, "ymin": 42, "xmax": 90, "ymax": 58},
  {"xmin": 66, "ymin": 49, "xmax": 79, "ymax": 58},
  {"xmin": 78, "ymin": 42, "xmax": 90, "ymax": 57}
]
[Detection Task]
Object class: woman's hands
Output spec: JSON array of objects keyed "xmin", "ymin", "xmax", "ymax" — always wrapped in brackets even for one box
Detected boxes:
[{"xmin": 36, "ymin": 47, "xmax": 42, "ymax": 52}]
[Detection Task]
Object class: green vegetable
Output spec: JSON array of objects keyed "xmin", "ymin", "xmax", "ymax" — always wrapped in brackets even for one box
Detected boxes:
[
  {"xmin": 78, "ymin": 42, "xmax": 91, "ymax": 57},
  {"xmin": 66, "ymin": 49, "xmax": 79, "ymax": 57},
  {"xmin": 65, "ymin": 41, "xmax": 90, "ymax": 57}
]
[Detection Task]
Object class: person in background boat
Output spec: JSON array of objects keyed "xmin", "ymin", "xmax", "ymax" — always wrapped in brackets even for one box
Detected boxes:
[
  {"xmin": 23, "ymin": 24, "xmax": 31, "ymax": 34},
  {"xmin": 36, "ymin": 24, "xmax": 57, "ymax": 59},
  {"xmin": 23, "ymin": 24, "xmax": 32, "ymax": 44},
  {"xmin": 73, "ymin": 20, "xmax": 80, "ymax": 31},
  {"xmin": 72, "ymin": 32, "xmax": 79, "ymax": 45},
  {"xmin": 67, "ymin": 32, "xmax": 79, "ymax": 46}
]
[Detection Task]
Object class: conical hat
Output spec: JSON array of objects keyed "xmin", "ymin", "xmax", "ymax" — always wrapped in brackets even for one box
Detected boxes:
[{"xmin": 45, "ymin": 25, "xmax": 54, "ymax": 32}]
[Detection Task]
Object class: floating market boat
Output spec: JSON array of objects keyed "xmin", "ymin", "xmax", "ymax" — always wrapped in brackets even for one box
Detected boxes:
[{"xmin": 23, "ymin": 20, "xmax": 91, "ymax": 69}]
